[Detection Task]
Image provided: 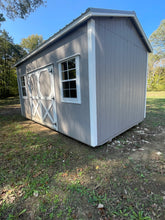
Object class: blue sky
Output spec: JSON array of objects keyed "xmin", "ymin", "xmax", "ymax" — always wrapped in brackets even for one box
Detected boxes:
[{"xmin": 1, "ymin": 0, "xmax": 165, "ymax": 44}]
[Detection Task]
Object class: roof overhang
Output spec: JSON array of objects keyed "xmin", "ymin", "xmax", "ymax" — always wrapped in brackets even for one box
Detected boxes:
[{"xmin": 15, "ymin": 8, "xmax": 152, "ymax": 67}]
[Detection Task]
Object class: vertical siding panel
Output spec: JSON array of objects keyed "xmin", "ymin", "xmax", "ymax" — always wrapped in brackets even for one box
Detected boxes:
[
  {"xmin": 95, "ymin": 17, "xmax": 148, "ymax": 145},
  {"xmin": 118, "ymin": 20, "xmax": 122, "ymax": 132},
  {"xmin": 17, "ymin": 24, "xmax": 91, "ymax": 145}
]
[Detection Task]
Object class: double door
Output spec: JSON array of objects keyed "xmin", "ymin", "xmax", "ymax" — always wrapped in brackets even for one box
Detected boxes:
[{"xmin": 28, "ymin": 65, "xmax": 57, "ymax": 130}]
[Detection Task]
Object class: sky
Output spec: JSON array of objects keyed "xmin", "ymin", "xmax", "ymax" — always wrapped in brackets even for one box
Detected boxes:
[{"xmin": 1, "ymin": 0, "xmax": 165, "ymax": 44}]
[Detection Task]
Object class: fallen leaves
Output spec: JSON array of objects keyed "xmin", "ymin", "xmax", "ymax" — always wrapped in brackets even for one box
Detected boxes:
[
  {"xmin": 0, "ymin": 188, "xmax": 16, "ymax": 205},
  {"xmin": 62, "ymin": 172, "xmax": 68, "ymax": 177},
  {"xmin": 33, "ymin": 171, "xmax": 42, "ymax": 178},
  {"xmin": 96, "ymin": 165, "xmax": 99, "ymax": 170}
]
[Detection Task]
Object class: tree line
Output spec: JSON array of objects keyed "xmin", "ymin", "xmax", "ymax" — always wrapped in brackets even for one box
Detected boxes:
[
  {"xmin": 0, "ymin": 1, "xmax": 45, "ymax": 98},
  {"xmin": 0, "ymin": 31, "xmax": 44, "ymax": 98},
  {"xmin": 148, "ymin": 20, "xmax": 165, "ymax": 91},
  {"xmin": 0, "ymin": 0, "xmax": 45, "ymax": 98},
  {"xmin": 0, "ymin": 0, "xmax": 164, "ymax": 98},
  {"xmin": 0, "ymin": 30, "xmax": 26, "ymax": 97}
]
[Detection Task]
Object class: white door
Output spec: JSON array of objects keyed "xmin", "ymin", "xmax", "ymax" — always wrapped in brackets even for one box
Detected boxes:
[{"xmin": 28, "ymin": 65, "xmax": 58, "ymax": 130}]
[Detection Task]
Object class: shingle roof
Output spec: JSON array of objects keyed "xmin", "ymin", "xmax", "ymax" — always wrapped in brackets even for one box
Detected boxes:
[{"xmin": 15, "ymin": 8, "xmax": 152, "ymax": 67}]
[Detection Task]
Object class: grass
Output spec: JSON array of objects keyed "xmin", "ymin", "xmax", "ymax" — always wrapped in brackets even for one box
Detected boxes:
[
  {"xmin": 0, "ymin": 92, "xmax": 165, "ymax": 219},
  {"xmin": 146, "ymin": 91, "xmax": 165, "ymax": 127}
]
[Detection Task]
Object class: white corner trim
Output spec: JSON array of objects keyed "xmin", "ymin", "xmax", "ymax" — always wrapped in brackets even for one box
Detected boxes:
[
  {"xmin": 87, "ymin": 19, "xmax": 97, "ymax": 147},
  {"xmin": 144, "ymin": 53, "xmax": 148, "ymax": 118}
]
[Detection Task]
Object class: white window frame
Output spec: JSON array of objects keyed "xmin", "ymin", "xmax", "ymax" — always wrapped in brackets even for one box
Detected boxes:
[
  {"xmin": 58, "ymin": 54, "xmax": 81, "ymax": 104},
  {"xmin": 20, "ymin": 75, "xmax": 27, "ymax": 99}
]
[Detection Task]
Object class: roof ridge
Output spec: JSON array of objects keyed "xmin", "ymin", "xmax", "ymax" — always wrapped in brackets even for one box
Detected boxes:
[{"xmin": 15, "ymin": 8, "xmax": 152, "ymax": 67}]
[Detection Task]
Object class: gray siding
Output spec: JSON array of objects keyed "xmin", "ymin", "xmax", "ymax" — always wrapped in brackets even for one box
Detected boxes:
[
  {"xmin": 95, "ymin": 17, "xmax": 148, "ymax": 145},
  {"xmin": 17, "ymin": 24, "xmax": 91, "ymax": 145}
]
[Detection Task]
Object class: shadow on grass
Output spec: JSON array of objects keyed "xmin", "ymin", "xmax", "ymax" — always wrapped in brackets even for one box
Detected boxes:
[
  {"xmin": 0, "ymin": 96, "xmax": 165, "ymax": 219},
  {"xmin": 0, "ymin": 113, "xmax": 27, "ymax": 130},
  {"xmin": 0, "ymin": 97, "xmax": 20, "ymax": 106}
]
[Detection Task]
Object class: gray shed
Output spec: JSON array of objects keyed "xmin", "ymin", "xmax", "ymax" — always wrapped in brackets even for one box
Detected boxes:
[{"xmin": 15, "ymin": 8, "xmax": 152, "ymax": 147}]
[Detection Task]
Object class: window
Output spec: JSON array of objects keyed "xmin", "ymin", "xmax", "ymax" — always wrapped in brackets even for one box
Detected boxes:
[
  {"xmin": 59, "ymin": 55, "xmax": 81, "ymax": 103},
  {"xmin": 20, "ymin": 76, "xmax": 27, "ymax": 97}
]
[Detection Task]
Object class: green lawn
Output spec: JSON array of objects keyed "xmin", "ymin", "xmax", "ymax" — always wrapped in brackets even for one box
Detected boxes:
[
  {"xmin": 146, "ymin": 91, "xmax": 165, "ymax": 127},
  {"xmin": 0, "ymin": 92, "xmax": 165, "ymax": 219}
]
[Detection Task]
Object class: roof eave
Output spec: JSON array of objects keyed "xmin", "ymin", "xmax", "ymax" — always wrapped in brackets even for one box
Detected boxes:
[
  {"xmin": 133, "ymin": 15, "xmax": 152, "ymax": 52},
  {"xmin": 15, "ymin": 9, "xmax": 152, "ymax": 67},
  {"xmin": 15, "ymin": 10, "xmax": 92, "ymax": 67}
]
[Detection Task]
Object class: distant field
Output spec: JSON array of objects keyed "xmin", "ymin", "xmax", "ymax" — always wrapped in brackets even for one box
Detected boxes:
[{"xmin": 147, "ymin": 91, "xmax": 165, "ymax": 98}]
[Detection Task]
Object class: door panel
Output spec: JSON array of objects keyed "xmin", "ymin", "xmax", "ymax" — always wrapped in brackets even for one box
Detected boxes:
[
  {"xmin": 28, "ymin": 65, "xmax": 58, "ymax": 130},
  {"xmin": 29, "ymin": 73, "xmax": 38, "ymax": 97},
  {"xmin": 39, "ymin": 70, "xmax": 51, "ymax": 97}
]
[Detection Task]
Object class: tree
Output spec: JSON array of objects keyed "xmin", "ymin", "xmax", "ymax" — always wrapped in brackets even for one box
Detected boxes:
[
  {"xmin": 149, "ymin": 19, "xmax": 165, "ymax": 58},
  {"xmin": 0, "ymin": 0, "xmax": 46, "ymax": 19},
  {"xmin": 0, "ymin": 13, "xmax": 5, "ymax": 28},
  {"xmin": 13, "ymin": 44, "xmax": 27, "ymax": 60},
  {"xmin": 148, "ymin": 19, "xmax": 165, "ymax": 91},
  {"xmin": 0, "ymin": 30, "xmax": 27, "ymax": 97},
  {"xmin": 0, "ymin": 13, "xmax": 5, "ymax": 22},
  {"xmin": 147, "ymin": 66, "xmax": 165, "ymax": 91},
  {"xmin": 20, "ymin": 34, "xmax": 44, "ymax": 53}
]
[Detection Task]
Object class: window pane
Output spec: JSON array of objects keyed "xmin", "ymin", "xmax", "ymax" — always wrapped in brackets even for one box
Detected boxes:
[
  {"xmin": 61, "ymin": 62, "xmax": 67, "ymax": 71},
  {"xmin": 70, "ymin": 89, "xmax": 77, "ymax": 98},
  {"xmin": 60, "ymin": 56, "xmax": 79, "ymax": 101},
  {"xmin": 69, "ymin": 69, "xmax": 76, "ymax": 79},
  {"xmin": 70, "ymin": 80, "xmax": 76, "ymax": 89},
  {"xmin": 63, "ymin": 89, "xmax": 70, "ymax": 98},
  {"xmin": 62, "ymin": 71, "xmax": 68, "ymax": 80},
  {"xmin": 68, "ymin": 59, "xmax": 75, "ymax": 69},
  {"xmin": 62, "ymin": 82, "xmax": 69, "ymax": 89},
  {"xmin": 21, "ymin": 76, "xmax": 25, "ymax": 86},
  {"xmin": 22, "ymin": 87, "xmax": 27, "ymax": 96}
]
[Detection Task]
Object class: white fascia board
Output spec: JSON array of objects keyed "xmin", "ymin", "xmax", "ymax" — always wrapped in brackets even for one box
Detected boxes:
[
  {"xmin": 144, "ymin": 53, "xmax": 148, "ymax": 118},
  {"xmin": 91, "ymin": 12, "xmax": 135, "ymax": 17},
  {"xmin": 133, "ymin": 15, "xmax": 152, "ymax": 52},
  {"xmin": 15, "ymin": 12, "xmax": 92, "ymax": 67},
  {"xmin": 87, "ymin": 19, "xmax": 97, "ymax": 147},
  {"xmin": 15, "ymin": 9, "xmax": 152, "ymax": 67}
]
